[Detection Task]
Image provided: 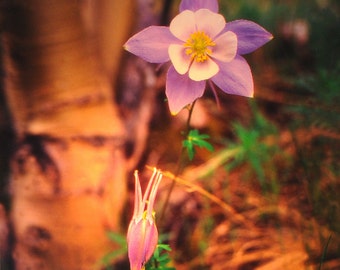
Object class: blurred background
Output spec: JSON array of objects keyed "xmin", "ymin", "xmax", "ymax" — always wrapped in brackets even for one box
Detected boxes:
[{"xmin": 1, "ymin": 0, "xmax": 339, "ymax": 269}]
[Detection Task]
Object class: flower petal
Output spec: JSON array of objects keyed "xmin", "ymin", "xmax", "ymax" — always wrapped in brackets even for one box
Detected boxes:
[
  {"xmin": 144, "ymin": 223, "xmax": 158, "ymax": 265},
  {"xmin": 224, "ymin": 20, "xmax": 273, "ymax": 55},
  {"xmin": 179, "ymin": 0, "xmax": 219, "ymax": 13},
  {"xmin": 127, "ymin": 219, "xmax": 158, "ymax": 270},
  {"xmin": 189, "ymin": 58, "xmax": 219, "ymax": 81},
  {"xmin": 124, "ymin": 26, "xmax": 178, "ymax": 63},
  {"xmin": 169, "ymin": 44, "xmax": 192, "ymax": 75},
  {"xmin": 127, "ymin": 223, "xmax": 145, "ymax": 270},
  {"xmin": 212, "ymin": 31, "xmax": 237, "ymax": 62},
  {"xmin": 170, "ymin": 10, "xmax": 196, "ymax": 41},
  {"xmin": 166, "ymin": 66, "xmax": 206, "ymax": 114},
  {"xmin": 195, "ymin": 9, "xmax": 226, "ymax": 38},
  {"xmin": 211, "ymin": 55, "xmax": 254, "ymax": 97}
]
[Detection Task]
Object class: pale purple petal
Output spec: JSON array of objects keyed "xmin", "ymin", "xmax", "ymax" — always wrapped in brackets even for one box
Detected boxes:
[
  {"xmin": 211, "ymin": 55, "xmax": 254, "ymax": 97},
  {"xmin": 169, "ymin": 44, "xmax": 192, "ymax": 75},
  {"xmin": 224, "ymin": 20, "xmax": 273, "ymax": 55},
  {"xmin": 194, "ymin": 9, "xmax": 226, "ymax": 38},
  {"xmin": 189, "ymin": 58, "xmax": 219, "ymax": 81},
  {"xmin": 170, "ymin": 10, "xmax": 196, "ymax": 41},
  {"xmin": 211, "ymin": 31, "xmax": 237, "ymax": 62},
  {"xmin": 124, "ymin": 26, "xmax": 179, "ymax": 63},
  {"xmin": 166, "ymin": 66, "xmax": 206, "ymax": 114},
  {"xmin": 180, "ymin": 0, "xmax": 219, "ymax": 13}
]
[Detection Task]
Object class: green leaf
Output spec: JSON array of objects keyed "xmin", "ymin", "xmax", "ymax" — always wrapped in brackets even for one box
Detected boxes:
[
  {"xmin": 145, "ymin": 243, "xmax": 175, "ymax": 270},
  {"xmin": 101, "ymin": 248, "xmax": 127, "ymax": 266},
  {"xmin": 182, "ymin": 129, "xmax": 214, "ymax": 160},
  {"xmin": 106, "ymin": 232, "xmax": 127, "ymax": 245},
  {"xmin": 101, "ymin": 231, "xmax": 127, "ymax": 268}
]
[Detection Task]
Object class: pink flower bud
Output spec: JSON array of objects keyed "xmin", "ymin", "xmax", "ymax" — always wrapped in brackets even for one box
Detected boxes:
[{"xmin": 127, "ymin": 169, "xmax": 162, "ymax": 270}]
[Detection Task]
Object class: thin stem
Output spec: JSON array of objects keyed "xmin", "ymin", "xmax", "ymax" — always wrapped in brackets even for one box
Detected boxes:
[
  {"xmin": 159, "ymin": 101, "xmax": 196, "ymax": 223},
  {"xmin": 318, "ymin": 234, "xmax": 332, "ymax": 270},
  {"xmin": 209, "ymin": 80, "xmax": 221, "ymax": 110},
  {"xmin": 186, "ymin": 100, "xmax": 196, "ymax": 130}
]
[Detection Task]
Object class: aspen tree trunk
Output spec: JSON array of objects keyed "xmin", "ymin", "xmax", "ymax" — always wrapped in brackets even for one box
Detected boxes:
[{"xmin": 1, "ymin": 0, "xmax": 134, "ymax": 269}]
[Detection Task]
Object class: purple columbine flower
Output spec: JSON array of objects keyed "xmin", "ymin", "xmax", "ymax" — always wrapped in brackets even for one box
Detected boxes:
[
  {"xmin": 127, "ymin": 169, "xmax": 162, "ymax": 270},
  {"xmin": 124, "ymin": 0, "xmax": 273, "ymax": 115}
]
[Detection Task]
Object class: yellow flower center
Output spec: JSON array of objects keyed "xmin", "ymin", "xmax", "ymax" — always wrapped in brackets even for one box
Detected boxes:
[{"xmin": 184, "ymin": 31, "xmax": 216, "ymax": 63}]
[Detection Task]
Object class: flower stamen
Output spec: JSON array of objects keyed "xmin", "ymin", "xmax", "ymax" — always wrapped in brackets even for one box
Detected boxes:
[{"xmin": 184, "ymin": 31, "xmax": 216, "ymax": 62}]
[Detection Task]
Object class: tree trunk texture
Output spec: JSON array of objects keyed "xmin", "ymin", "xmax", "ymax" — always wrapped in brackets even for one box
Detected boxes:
[{"xmin": 1, "ymin": 0, "xmax": 134, "ymax": 269}]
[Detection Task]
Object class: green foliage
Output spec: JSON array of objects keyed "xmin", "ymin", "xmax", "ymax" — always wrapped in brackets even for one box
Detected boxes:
[
  {"xmin": 101, "ymin": 232, "xmax": 127, "ymax": 269},
  {"xmin": 145, "ymin": 243, "xmax": 175, "ymax": 270},
  {"xmin": 288, "ymin": 67, "xmax": 340, "ymax": 131},
  {"xmin": 182, "ymin": 129, "xmax": 214, "ymax": 160},
  {"xmin": 221, "ymin": 0, "xmax": 339, "ymax": 71},
  {"xmin": 226, "ymin": 102, "xmax": 281, "ymax": 193},
  {"xmin": 286, "ymin": 67, "xmax": 340, "ymax": 233}
]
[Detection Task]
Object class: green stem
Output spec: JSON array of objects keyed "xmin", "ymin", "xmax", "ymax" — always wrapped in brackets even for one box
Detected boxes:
[
  {"xmin": 159, "ymin": 101, "xmax": 196, "ymax": 224},
  {"xmin": 318, "ymin": 234, "xmax": 332, "ymax": 270}
]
